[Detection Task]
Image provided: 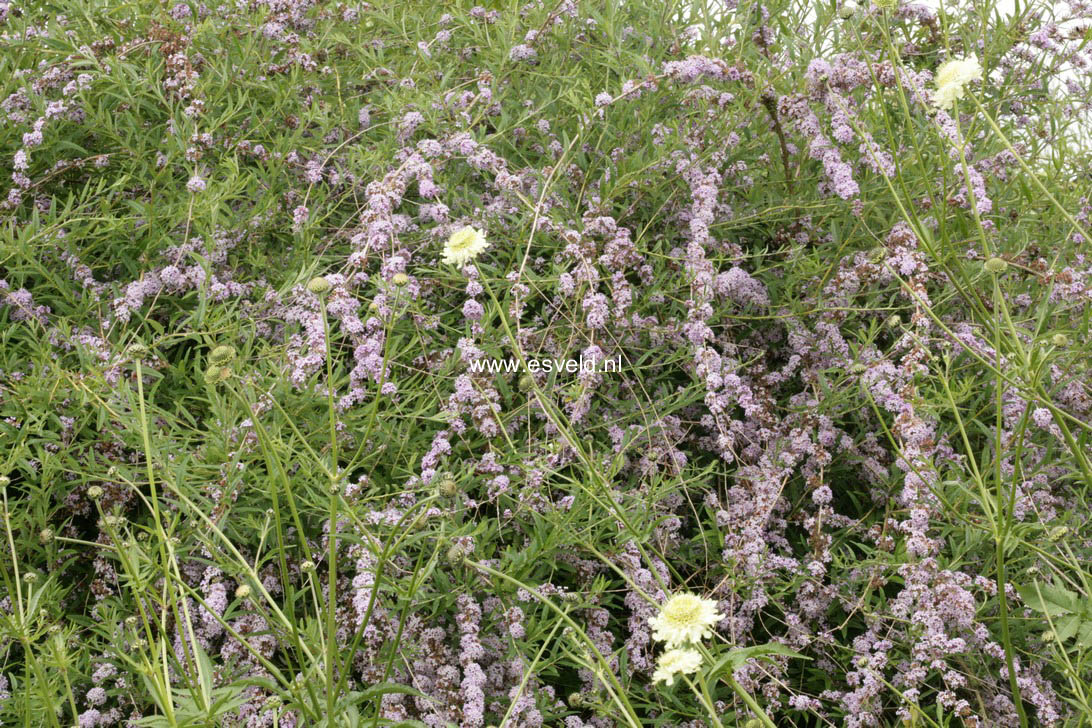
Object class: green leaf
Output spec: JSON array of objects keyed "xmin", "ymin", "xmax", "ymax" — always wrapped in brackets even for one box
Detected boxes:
[
  {"xmin": 1077, "ymin": 621, "xmax": 1092, "ymax": 649},
  {"xmin": 1054, "ymin": 614, "xmax": 1081, "ymax": 642},
  {"xmin": 1017, "ymin": 582, "xmax": 1078, "ymax": 616},
  {"xmin": 705, "ymin": 642, "xmax": 810, "ymax": 685}
]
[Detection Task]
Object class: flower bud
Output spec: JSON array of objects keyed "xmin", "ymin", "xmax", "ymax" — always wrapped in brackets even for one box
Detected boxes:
[
  {"xmin": 391, "ymin": 272, "xmax": 409, "ymax": 286},
  {"xmin": 125, "ymin": 616, "xmax": 139, "ymax": 627},
  {"xmin": 300, "ymin": 560, "xmax": 316, "ymax": 573},
  {"xmin": 1048, "ymin": 526, "xmax": 1069, "ymax": 541},
  {"xmin": 0, "ymin": 475, "xmax": 9, "ymax": 488},
  {"xmin": 307, "ymin": 276, "xmax": 332, "ymax": 295},
  {"xmin": 235, "ymin": 584, "xmax": 251, "ymax": 599},
  {"xmin": 39, "ymin": 528, "xmax": 54, "ymax": 544},
  {"xmin": 23, "ymin": 572, "xmax": 38, "ymax": 583},
  {"xmin": 839, "ymin": 0, "xmax": 858, "ymax": 17},
  {"xmin": 518, "ymin": 374, "xmax": 535, "ymax": 392},
  {"xmin": 1051, "ymin": 333, "xmax": 1069, "ymax": 347},
  {"xmin": 126, "ymin": 343, "xmax": 149, "ymax": 358},
  {"xmin": 886, "ymin": 315, "xmax": 901, "ymax": 328},
  {"xmin": 87, "ymin": 486, "xmax": 104, "ymax": 500},
  {"xmin": 209, "ymin": 345, "xmax": 237, "ymax": 365},
  {"xmin": 984, "ymin": 257, "xmax": 1008, "ymax": 274}
]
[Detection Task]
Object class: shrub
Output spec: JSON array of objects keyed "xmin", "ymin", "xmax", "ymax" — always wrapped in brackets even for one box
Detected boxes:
[{"xmin": 2, "ymin": 0, "xmax": 1091, "ymax": 726}]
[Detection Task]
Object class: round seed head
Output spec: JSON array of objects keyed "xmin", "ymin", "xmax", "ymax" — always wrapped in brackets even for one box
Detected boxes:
[
  {"xmin": 445, "ymin": 543, "xmax": 467, "ymax": 565},
  {"xmin": 392, "ymin": 272, "xmax": 410, "ymax": 286},
  {"xmin": 235, "ymin": 584, "xmax": 251, "ymax": 599},
  {"xmin": 307, "ymin": 276, "xmax": 332, "ymax": 295},
  {"xmin": 1051, "ymin": 333, "xmax": 1069, "ymax": 347},
  {"xmin": 204, "ymin": 365, "xmax": 223, "ymax": 386},
  {"xmin": 437, "ymin": 474, "xmax": 458, "ymax": 499},
  {"xmin": 87, "ymin": 486, "xmax": 104, "ymax": 500},
  {"xmin": 209, "ymin": 345, "xmax": 237, "ymax": 365},
  {"xmin": 984, "ymin": 257, "xmax": 1008, "ymax": 274}
]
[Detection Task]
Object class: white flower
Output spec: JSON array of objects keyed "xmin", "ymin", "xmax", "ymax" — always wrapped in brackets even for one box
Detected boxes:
[
  {"xmin": 442, "ymin": 226, "xmax": 489, "ymax": 266},
  {"xmin": 648, "ymin": 592, "xmax": 724, "ymax": 648},
  {"xmin": 651, "ymin": 647, "xmax": 703, "ymax": 686},
  {"xmin": 931, "ymin": 54, "xmax": 983, "ymax": 110}
]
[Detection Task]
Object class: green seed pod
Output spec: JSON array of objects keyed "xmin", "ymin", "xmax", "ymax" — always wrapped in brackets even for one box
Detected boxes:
[
  {"xmin": 87, "ymin": 486, "xmax": 104, "ymax": 500},
  {"xmin": 39, "ymin": 528, "xmax": 54, "ymax": 544},
  {"xmin": 300, "ymin": 560, "xmax": 316, "ymax": 573},
  {"xmin": 209, "ymin": 345, "xmax": 237, "ymax": 365},
  {"xmin": 518, "ymin": 374, "xmax": 535, "ymax": 392},
  {"xmin": 126, "ymin": 343, "xmax": 149, "ymax": 358},
  {"xmin": 984, "ymin": 257, "xmax": 1008, "ymax": 274},
  {"xmin": 391, "ymin": 272, "xmax": 410, "ymax": 286},
  {"xmin": 307, "ymin": 276, "xmax": 332, "ymax": 295},
  {"xmin": 0, "ymin": 475, "xmax": 10, "ymax": 488},
  {"xmin": 568, "ymin": 692, "xmax": 584, "ymax": 707},
  {"xmin": 1051, "ymin": 333, "xmax": 1069, "ymax": 347},
  {"xmin": 23, "ymin": 572, "xmax": 38, "ymax": 583}
]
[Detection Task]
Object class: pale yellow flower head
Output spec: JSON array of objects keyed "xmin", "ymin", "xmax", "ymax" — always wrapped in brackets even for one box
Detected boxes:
[
  {"xmin": 648, "ymin": 592, "xmax": 724, "ymax": 647},
  {"xmin": 651, "ymin": 647, "xmax": 703, "ymax": 686},
  {"xmin": 443, "ymin": 226, "xmax": 489, "ymax": 266},
  {"xmin": 931, "ymin": 54, "xmax": 983, "ymax": 110}
]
